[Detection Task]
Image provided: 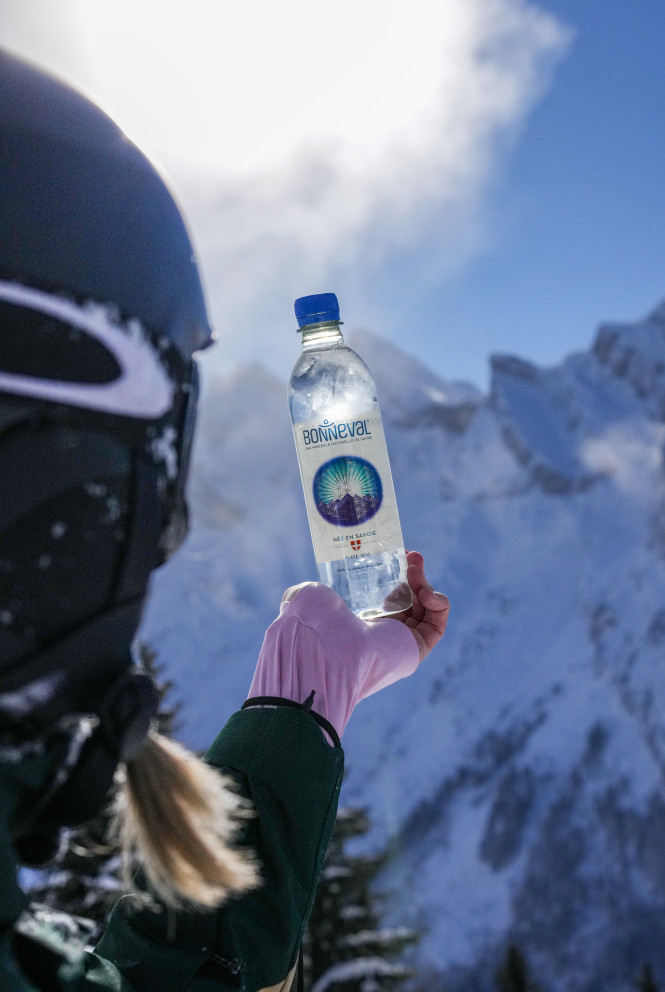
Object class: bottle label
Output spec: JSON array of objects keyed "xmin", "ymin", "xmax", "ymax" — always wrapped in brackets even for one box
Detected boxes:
[{"xmin": 293, "ymin": 410, "xmax": 404, "ymax": 564}]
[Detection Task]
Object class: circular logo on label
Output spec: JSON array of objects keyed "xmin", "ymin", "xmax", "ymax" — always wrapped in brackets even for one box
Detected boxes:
[{"xmin": 313, "ymin": 455, "xmax": 383, "ymax": 527}]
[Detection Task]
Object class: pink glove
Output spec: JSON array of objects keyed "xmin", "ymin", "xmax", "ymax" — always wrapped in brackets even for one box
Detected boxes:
[{"xmin": 247, "ymin": 583, "xmax": 421, "ymax": 741}]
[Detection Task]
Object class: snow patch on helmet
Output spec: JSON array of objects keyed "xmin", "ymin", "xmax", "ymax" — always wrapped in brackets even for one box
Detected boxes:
[{"xmin": 150, "ymin": 425, "xmax": 179, "ymax": 481}]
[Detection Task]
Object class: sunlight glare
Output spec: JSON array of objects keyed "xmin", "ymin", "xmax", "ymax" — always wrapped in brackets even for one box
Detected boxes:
[{"xmin": 74, "ymin": 0, "xmax": 468, "ymax": 175}]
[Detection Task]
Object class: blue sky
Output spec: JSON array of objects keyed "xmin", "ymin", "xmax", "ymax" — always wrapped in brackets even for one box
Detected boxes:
[
  {"xmin": 2, "ymin": 0, "xmax": 664, "ymax": 390},
  {"xmin": 427, "ymin": 0, "xmax": 665, "ymax": 387}
]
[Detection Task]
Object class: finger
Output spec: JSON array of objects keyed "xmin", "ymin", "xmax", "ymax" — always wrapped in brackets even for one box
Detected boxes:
[
  {"xmin": 406, "ymin": 557, "xmax": 431, "ymax": 622},
  {"xmin": 385, "ymin": 552, "xmax": 427, "ymax": 623},
  {"xmin": 414, "ymin": 589, "xmax": 450, "ymax": 658},
  {"xmin": 382, "ymin": 580, "xmax": 412, "ymax": 614}
]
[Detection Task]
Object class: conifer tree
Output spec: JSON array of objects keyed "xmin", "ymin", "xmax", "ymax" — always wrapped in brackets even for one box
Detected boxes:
[
  {"xmin": 304, "ymin": 805, "xmax": 420, "ymax": 992},
  {"xmin": 636, "ymin": 963, "xmax": 660, "ymax": 992},
  {"xmin": 495, "ymin": 942, "xmax": 544, "ymax": 992},
  {"xmin": 24, "ymin": 643, "xmax": 179, "ymax": 938}
]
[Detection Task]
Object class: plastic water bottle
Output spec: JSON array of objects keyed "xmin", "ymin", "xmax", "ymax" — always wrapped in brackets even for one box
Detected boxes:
[{"xmin": 288, "ymin": 293, "xmax": 412, "ymax": 618}]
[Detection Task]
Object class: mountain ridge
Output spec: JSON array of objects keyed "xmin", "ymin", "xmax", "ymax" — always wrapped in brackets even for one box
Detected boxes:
[{"xmin": 141, "ymin": 299, "xmax": 665, "ymax": 992}]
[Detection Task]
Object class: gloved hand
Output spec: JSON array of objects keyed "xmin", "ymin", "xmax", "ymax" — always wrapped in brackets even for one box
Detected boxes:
[{"xmin": 247, "ymin": 551, "xmax": 449, "ymax": 741}]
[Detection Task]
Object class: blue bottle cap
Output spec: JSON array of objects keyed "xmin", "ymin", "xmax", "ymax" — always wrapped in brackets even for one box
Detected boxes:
[{"xmin": 294, "ymin": 293, "xmax": 341, "ymax": 328}]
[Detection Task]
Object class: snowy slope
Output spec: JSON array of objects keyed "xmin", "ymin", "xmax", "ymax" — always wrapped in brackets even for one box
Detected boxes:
[{"xmin": 140, "ymin": 303, "xmax": 665, "ymax": 992}]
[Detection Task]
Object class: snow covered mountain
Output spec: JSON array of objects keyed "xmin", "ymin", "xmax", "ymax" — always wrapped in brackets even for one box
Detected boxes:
[{"xmin": 140, "ymin": 303, "xmax": 665, "ymax": 992}]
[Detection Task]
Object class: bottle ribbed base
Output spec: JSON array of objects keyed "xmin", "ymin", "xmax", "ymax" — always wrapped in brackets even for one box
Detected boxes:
[{"xmin": 316, "ymin": 548, "xmax": 412, "ymax": 618}]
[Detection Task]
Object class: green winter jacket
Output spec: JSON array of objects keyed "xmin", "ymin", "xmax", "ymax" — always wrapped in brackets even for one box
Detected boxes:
[{"xmin": 1, "ymin": 705, "xmax": 344, "ymax": 992}]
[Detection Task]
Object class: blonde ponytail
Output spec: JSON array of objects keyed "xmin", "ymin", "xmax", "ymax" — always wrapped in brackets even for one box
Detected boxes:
[{"xmin": 113, "ymin": 730, "xmax": 259, "ymax": 909}]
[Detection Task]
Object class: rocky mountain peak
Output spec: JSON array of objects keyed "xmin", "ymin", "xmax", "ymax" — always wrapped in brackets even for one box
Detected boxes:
[{"xmin": 142, "ymin": 299, "xmax": 665, "ymax": 992}]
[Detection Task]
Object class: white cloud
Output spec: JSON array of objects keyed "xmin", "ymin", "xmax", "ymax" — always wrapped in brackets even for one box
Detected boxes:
[
  {"xmin": 1, "ymin": 0, "xmax": 571, "ymax": 376},
  {"xmin": 170, "ymin": 0, "xmax": 571, "ymax": 373}
]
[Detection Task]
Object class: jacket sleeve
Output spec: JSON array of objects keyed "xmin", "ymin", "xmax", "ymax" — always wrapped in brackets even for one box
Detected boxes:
[{"xmin": 92, "ymin": 705, "xmax": 344, "ymax": 992}]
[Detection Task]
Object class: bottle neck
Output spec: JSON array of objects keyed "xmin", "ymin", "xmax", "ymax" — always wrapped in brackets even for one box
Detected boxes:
[{"xmin": 298, "ymin": 320, "xmax": 344, "ymax": 352}]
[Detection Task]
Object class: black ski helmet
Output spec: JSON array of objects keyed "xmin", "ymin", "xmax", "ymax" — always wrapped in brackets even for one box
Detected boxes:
[
  {"xmin": 0, "ymin": 48, "xmax": 213, "ymax": 359},
  {"xmin": 0, "ymin": 49, "xmax": 216, "ymax": 849}
]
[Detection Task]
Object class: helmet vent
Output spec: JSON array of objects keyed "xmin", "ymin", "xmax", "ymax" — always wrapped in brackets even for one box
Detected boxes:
[
  {"xmin": 0, "ymin": 300, "xmax": 121, "ymax": 384},
  {"xmin": 0, "ymin": 282, "xmax": 173, "ymax": 419}
]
